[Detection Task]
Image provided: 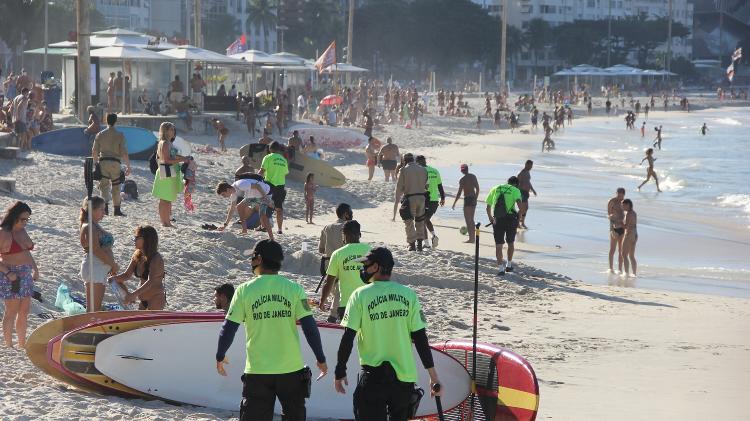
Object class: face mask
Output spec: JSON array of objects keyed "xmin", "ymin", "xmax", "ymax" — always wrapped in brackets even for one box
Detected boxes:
[
  {"xmin": 360, "ymin": 263, "xmax": 375, "ymax": 283},
  {"xmin": 251, "ymin": 255, "xmax": 261, "ymax": 275}
]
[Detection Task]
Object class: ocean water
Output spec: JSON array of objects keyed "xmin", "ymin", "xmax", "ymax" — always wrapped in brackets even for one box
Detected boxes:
[{"xmin": 433, "ymin": 107, "xmax": 750, "ymax": 298}]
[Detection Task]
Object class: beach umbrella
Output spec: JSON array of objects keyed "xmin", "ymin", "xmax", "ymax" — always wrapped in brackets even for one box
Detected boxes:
[{"xmin": 320, "ymin": 95, "xmax": 343, "ymax": 106}]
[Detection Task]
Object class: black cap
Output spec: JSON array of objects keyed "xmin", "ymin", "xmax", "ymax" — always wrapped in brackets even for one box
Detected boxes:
[
  {"xmin": 356, "ymin": 247, "xmax": 394, "ymax": 268},
  {"xmin": 252, "ymin": 239, "xmax": 284, "ymax": 264}
]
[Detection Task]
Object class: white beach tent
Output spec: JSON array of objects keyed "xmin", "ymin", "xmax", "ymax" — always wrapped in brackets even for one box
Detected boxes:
[
  {"xmin": 160, "ymin": 45, "xmax": 246, "ymax": 95},
  {"xmin": 230, "ymin": 50, "xmax": 302, "ymax": 93},
  {"xmin": 324, "ymin": 63, "xmax": 369, "ymax": 73},
  {"xmin": 66, "ymin": 45, "xmax": 169, "ymax": 112}
]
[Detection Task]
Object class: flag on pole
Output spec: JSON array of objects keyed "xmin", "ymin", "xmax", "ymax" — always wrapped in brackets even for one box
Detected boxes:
[
  {"xmin": 315, "ymin": 41, "xmax": 336, "ymax": 74},
  {"xmin": 727, "ymin": 63, "xmax": 735, "ymax": 82},
  {"xmin": 731, "ymin": 47, "xmax": 742, "ymax": 62},
  {"xmin": 226, "ymin": 36, "xmax": 247, "ymax": 56}
]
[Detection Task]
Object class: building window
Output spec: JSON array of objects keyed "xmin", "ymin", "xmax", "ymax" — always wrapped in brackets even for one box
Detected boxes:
[
  {"xmin": 540, "ymin": 5, "xmax": 557, "ymax": 13},
  {"xmin": 521, "ymin": 5, "xmax": 532, "ymax": 13}
]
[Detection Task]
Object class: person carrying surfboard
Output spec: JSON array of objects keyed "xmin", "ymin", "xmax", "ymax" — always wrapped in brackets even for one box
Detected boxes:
[
  {"xmin": 319, "ymin": 221, "xmax": 371, "ymax": 323},
  {"xmin": 334, "ymin": 247, "xmax": 442, "ymax": 420},
  {"xmin": 91, "ymin": 113, "xmax": 130, "ymax": 217},
  {"xmin": 215, "ymin": 239, "xmax": 328, "ymax": 421},
  {"xmin": 259, "ymin": 141, "xmax": 289, "ymax": 235}
]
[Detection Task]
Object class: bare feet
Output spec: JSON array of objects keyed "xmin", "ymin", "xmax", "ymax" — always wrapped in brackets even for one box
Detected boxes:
[{"xmin": 463, "ymin": 239, "xmax": 474, "ymax": 243}]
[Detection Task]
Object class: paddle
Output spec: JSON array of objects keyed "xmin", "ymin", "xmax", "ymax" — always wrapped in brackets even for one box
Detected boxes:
[
  {"xmin": 432, "ymin": 383, "xmax": 445, "ymax": 421},
  {"xmin": 470, "ymin": 222, "xmax": 481, "ymax": 413},
  {"xmin": 84, "ymin": 158, "xmax": 95, "ymax": 312}
]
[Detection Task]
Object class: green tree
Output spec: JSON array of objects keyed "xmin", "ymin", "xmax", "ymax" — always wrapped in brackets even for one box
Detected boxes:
[
  {"xmin": 613, "ymin": 14, "xmax": 690, "ymax": 68},
  {"xmin": 523, "ymin": 18, "xmax": 553, "ymax": 69},
  {"xmin": 246, "ymin": 0, "xmax": 278, "ymax": 52},
  {"xmin": 204, "ymin": 13, "xmax": 240, "ymax": 53},
  {"xmin": 285, "ymin": 0, "xmax": 345, "ymax": 58}
]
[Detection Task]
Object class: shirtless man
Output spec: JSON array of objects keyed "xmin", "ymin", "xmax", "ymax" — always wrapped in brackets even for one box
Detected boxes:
[
  {"xmin": 653, "ymin": 125, "xmax": 663, "ymax": 150},
  {"xmin": 451, "ymin": 164, "xmax": 480, "ymax": 243},
  {"xmin": 259, "ymin": 128, "xmax": 273, "ymax": 145},
  {"xmin": 607, "ymin": 187, "xmax": 626, "ymax": 273},
  {"xmin": 234, "ymin": 156, "xmax": 255, "ymax": 180},
  {"xmin": 516, "ymin": 160, "xmax": 537, "ymax": 229},
  {"xmin": 637, "ymin": 148, "xmax": 662, "ymax": 192},
  {"xmin": 287, "ymin": 130, "xmax": 303, "ymax": 161},
  {"xmin": 364, "ymin": 137, "xmax": 380, "ymax": 181},
  {"xmin": 378, "ymin": 137, "xmax": 400, "ymax": 182}
]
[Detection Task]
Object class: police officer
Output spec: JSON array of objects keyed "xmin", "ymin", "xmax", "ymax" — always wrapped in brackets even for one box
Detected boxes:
[
  {"xmin": 485, "ymin": 176, "xmax": 522, "ymax": 275},
  {"xmin": 317, "ymin": 203, "xmax": 354, "ymax": 323},
  {"xmin": 92, "ymin": 113, "xmax": 130, "ymax": 216},
  {"xmin": 319, "ymin": 220, "xmax": 371, "ymax": 323},
  {"xmin": 259, "ymin": 141, "xmax": 289, "ymax": 234},
  {"xmin": 416, "ymin": 155, "xmax": 445, "ymax": 248},
  {"xmin": 334, "ymin": 247, "xmax": 442, "ymax": 421},
  {"xmin": 215, "ymin": 239, "xmax": 327, "ymax": 421},
  {"xmin": 395, "ymin": 153, "xmax": 428, "ymax": 251}
]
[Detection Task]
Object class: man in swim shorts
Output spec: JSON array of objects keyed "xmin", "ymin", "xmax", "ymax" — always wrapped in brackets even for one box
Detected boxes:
[
  {"xmin": 451, "ymin": 164, "xmax": 480, "ymax": 243},
  {"xmin": 364, "ymin": 137, "xmax": 380, "ymax": 181},
  {"xmin": 516, "ymin": 160, "xmax": 538, "ymax": 229},
  {"xmin": 378, "ymin": 137, "xmax": 400, "ymax": 182},
  {"xmin": 607, "ymin": 187, "xmax": 626, "ymax": 273}
]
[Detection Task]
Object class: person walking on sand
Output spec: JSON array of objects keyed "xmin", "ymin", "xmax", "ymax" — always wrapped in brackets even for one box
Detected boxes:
[
  {"xmin": 334, "ymin": 247, "xmax": 442, "ymax": 419},
  {"xmin": 607, "ymin": 188, "xmax": 626, "ymax": 274},
  {"xmin": 364, "ymin": 137, "xmax": 380, "ymax": 181},
  {"xmin": 378, "ymin": 137, "xmax": 400, "ymax": 182},
  {"xmin": 79, "ymin": 196, "xmax": 118, "ymax": 312},
  {"xmin": 260, "ymin": 141, "xmax": 289, "ymax": 235},
  {"xmin": 304, "ymin": 173, "xmax": 317, "ymax": 224},
  {"xmin": 653, "ymin": 125, "xmax": 663, "ymax": 150},
  {"xmin": 637, "ymin": 148, "xmax": 662, "ymax": 192},
  {"xmin": 416, "ymin": 155, "xmax": 445, "ymax": 248},
  {"xmin": 396, "ymin": 153, "xmax": 428, "ymax": 251},
  {"xmin": 152, "ymin": 122, "xmax": 190, "ymax": 227},
  {"xmin": 486, "ymin": 176, "xmax": 522, "ymax": 275},
  {"xmin": 640, "ymin": 121, "xmax": 646, "ymax": 138},
  {"xmin": 319, "ymin": 220, "xmax": 371, "ymax": 323},
  {"xmin": 516, "ymin": 160, "xmax": 537, "ymax": 229},
  {"xmin": 621, "ymin": 199, "xmax": 638, "ymax": 277},
  {"xmin": 318, "ymin": 203, "xmax": 354, "ymax": 323},
  {"xmin": 215, "ymin": 239, "xmax": 328, "ymax": 421},
  {"xmin": 92, "ymin": 113, "xmax": 131, "ymax": 217},
  {"xmin": 0, "ymin": 201, "xmax": 38, "ymax": 348},
  {"xmin": 452, "ymin": 164, "xmax": 480, "ymax": 243}
]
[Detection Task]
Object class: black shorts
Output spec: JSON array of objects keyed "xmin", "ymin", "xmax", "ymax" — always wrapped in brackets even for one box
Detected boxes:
[
  {"xmin": 464, "ymin": 195, "xmax": 477, "ymax": 207},
  {"xmin": 520, "ymin": 190, "xmax": 530, "ymax": 203},
  {"xmin": 269, "ymin": 184, "xmax": 286, "ymax": 209},
  {"xmin": 425, "ymin": 201, "xmax": 439, "ymax": 219},
  {"xmin": 381, "ymin": 160, "xmax": 397, "ymax": 171},
  {"xmin": 493, "ymin": 215, "xmax": 518, "ymax": 245},
  {"xmin": 241, "ymin": 369, "xmax": 307, "ymax": 421}
]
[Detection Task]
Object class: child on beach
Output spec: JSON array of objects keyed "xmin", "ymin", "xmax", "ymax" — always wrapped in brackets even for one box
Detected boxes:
[
  {"xmin": 211, "ymin": 118, "xmax": 228, "ymax": 152},
  {"xmin": 304, "ymin": 173, "xmax": 317, "ymax": 224},
  {"xmin": 637, "ymin": 148, "xmax": 662, "ymax": 192}
]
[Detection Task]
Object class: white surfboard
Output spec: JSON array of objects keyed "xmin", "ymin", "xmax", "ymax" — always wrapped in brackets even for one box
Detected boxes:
[
  {"xmin": 152, "ymin": 132, "xmax": 192, "ymax": 156},
  {"xmin": 95, "ymin": 321, "xmax": 471, "ymax": 418}
]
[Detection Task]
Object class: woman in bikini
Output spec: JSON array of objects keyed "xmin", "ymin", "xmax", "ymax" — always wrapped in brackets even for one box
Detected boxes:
[
  {"xmin": 0, "ymin": 201, "xmax": 39, "ymax": 348},
  {"xmin": 109, "ymin": 225, "xmax": 166, "ymax": 310},
  {"xmin": 637, "ymin": 148, "xmax": 662, "ymax": 192},
  {"xmin": 79, "ymin": 196, "xmax": 118, "ymax": 312},
  {"xmin": 212, "ymin": 118, "xmax": 229, "ymax": 152},
  {"xmin": 621, "ymin": 199, "xmax": 638, "ymax": 277}
]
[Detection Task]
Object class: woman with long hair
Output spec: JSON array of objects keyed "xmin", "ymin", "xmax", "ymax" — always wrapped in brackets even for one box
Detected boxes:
[
  {"xmin": 152, "ymin": 122, "xmax": 189, "ymax": 227},
  {"xmin": 109, "ymin": 225, "xmax": 166, "ymax": 310},
  {"xmin": 79, "ymin": 196, "xmax": 118, "ymax": 312},
  {"xmin": 0, "ymin": 201, "xmax": 39, "ymax": 348},
  {"xmin": 621, "ymin": 199, "xmax": 638, "ymax": 277}
]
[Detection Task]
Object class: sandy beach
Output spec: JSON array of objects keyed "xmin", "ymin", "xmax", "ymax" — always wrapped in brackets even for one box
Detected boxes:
[{"xmin": 1, "ymin": 95, "xmax": 749, "ymax": 420}]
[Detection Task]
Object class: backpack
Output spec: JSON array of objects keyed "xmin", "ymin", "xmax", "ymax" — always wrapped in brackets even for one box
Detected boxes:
[
  {"xmin": 148, "ymin": 150, "xmax": 158, "ymax": 174},
  {"xmin": 122, "ymin": 179, "xmax": 138, "ymax": 200},
  {"xmin": 493, "ymin": 187, "xmax": 515, "ymax": 219}
]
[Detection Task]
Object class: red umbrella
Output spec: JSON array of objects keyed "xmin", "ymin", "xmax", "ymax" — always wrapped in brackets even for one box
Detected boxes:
[{"xmin": 320, "ymin": 95, "xmax": 343, "ymax": 106}]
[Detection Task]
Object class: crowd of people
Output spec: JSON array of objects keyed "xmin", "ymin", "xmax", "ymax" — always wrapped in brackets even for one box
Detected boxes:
[{"xmin": 1, "ymin": 69, "xmax": 55, "ymax": 149}]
